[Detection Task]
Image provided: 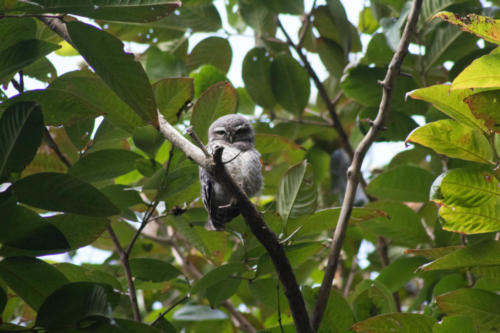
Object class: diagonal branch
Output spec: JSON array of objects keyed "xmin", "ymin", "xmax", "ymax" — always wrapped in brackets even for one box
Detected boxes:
[
  {"xmin": 38, "ymin": 15, "xmax": 312, "ymax": 333},
  {"xmin": 310, "ymin": 0, "xmax": 423, "ymax": 331}
]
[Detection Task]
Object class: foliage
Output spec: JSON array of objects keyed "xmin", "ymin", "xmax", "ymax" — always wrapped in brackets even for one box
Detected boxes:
[{"xmin": 0, "ymin": 0, "xmax": 500, "ymax": 332}]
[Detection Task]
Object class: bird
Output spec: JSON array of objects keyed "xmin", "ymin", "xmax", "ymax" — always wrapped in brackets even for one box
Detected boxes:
[{"xmin": 199, "ymin": 114, "xmax": 262, "ymax": 231}]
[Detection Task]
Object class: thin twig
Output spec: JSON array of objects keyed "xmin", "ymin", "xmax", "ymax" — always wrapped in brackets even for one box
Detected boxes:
[
  {"xmin": 186, "ymin": 126, "xmax": 210, "ymax": 157},
  {"xmin": 274, "ymin": 116, "xmax": 330, "ymax": 127},
  {"xmin": 310, "ymin": 0, "xmax": 423, "ymax": 330},
  {"xmin": 107, "ymin": 225, "xmax": 141, "ymax": 322},
  {"xmin": 151, "ymin": 295, "xmax": 189, "ymax": 326},
  {"xmin": 43, "ymin": 128, "xmax": 72, "ymax": 169},
  {"xmin": 343, "ymin": 255, "xmax": 357, "ymax": 298},
  {"xmin": 297, "ymin": 0, "xmax": 317, "ymax": 49},
  {"xmin": 277, "ymin": 281, "xmax": 285, "ymax": 333}
]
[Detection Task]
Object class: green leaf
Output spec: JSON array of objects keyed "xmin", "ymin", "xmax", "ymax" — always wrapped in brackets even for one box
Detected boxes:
[
  {"xmin": 366, "ymin": 165, "xmax": 435, "ymax": 202},
  {"xmin": 420, "ymin": 0, "xmax": 469, "ymax": 24},
  {"xmin": 357, "ymin": 202, "xmax": 429, "ymax": 247},
  {"xmin": 375, "ymin": 257, "xmax": 428, "ymax": 292},
  {"xmin": 437, "ymin": 288, "xmax": 500, "ymax": 330},
  {"xmin": 159, "ymin": 3, "xmax": 222, "ymax": 32},
  {"xmin": 277, "ymin": 160, "xmax": 317, "ymax": 222},
  {"xmin": 248, "ymin": 278, "xmax": 287, "ymax": 310},
  {"xmin": 257, "ymin": 242, "xmax": 323, "ymax": 275},
  {"xmin": 133, "ymin": 126, "xmax": 164, "ymax": 159},
  {"xmin": 452, "ymin": 53, "xmax": 500, "ymax": 90},
  {"xmin": 432, "ymin": 315, "xmax": 476, "ymax": 333},
  {"xmin": 35, "ymin": 282, "xmax": 119, "ymax": 328},
  {"xmin": 350, "ymin": 280, "xmax": 397, "ymax": 321},
  {"xmin": 145, "ymin": 45, "xmax": 187, "ymax": 81},
  {"xmin": 190, "ymin": 64, "xmax": 227, "ymax": 98},
  {"xmin": 439, "ymin": 201, "xmax": 500, "ymax": 234},
  {"xmin": 405, "ymin": 246, "xmax": 464, "ymax": 260},
  {"xmin": 358, "ymin": 7, "xmax": 379, "ymax": 34},
  {"xmin": 191, "ymin": 82, "xmax": 237, "ymax": 143},
  {"xmin": 191, "ymin": 263, "xmax": 247, "ymax": 294},
  {"xmin": 3, "ymin": 70, "xmax": 143, "ymax": 132},
  {"xmin": 271, "ymin": 54, "xmax": 310, "ymax": 115},
  {"xmin": 186, "ymin": 37, "xmax": 232, "ymax": 74},
  {"xmin": 421, "ymin": 240, "xmax": 500, "ymax": 271},
  {"xmin": 69, "ymin": 149, "xmax": 145, "ymax": 182},
  {"xmin": 0, "ymin": 102, "xmax": 43, "ymax": 180},
  {"xmin": 206, "ymin": 278, "xmax": 241, "ymax": 306},
  {"xmin": 239, "ymin": 1, "xmax": 276, "ymax": 37},
  {"xmin": 316, "ymin": 38, "xmax": 346, "ymax": 78},
  {"xmin": 463, "ymin": 90, "xmax": 500, "ymax": 132},
  {"xmin": 56, "ymin": 263, "xmax": 121, "ymax": 290},
  {"xmin": 406, "ymin": 120, "xmax": 493, "ymax": 164},
  {"xmin": 67, "ymin": 21, "xmax": 157, "ymax": 126},
  {"xmin": 0, "ymin": 195, "xmax": 69, "ymax": 252},
  {"xmin": 260, "ymin": 0, "xmax": 304, "ymax": 14},
  {"xmin": 48, "ymin": 214, "xmax": 110, "ymax": 251},
  {"xmin": 326, "ymin": 0, "xmax": 351, "ymax": 54},
  {"xmin": 129, "ymin": 258, "xmax": 182, "ymax": 282},
  {"xmin": 17, "ymin": 0, "xmax": 180, "ymax": 23},
  {"xmin": 254, "ymin": 133, "xmax": 305, "ymax": 156},
  {"xmin": 13, "ymin": 172, "xmax": 119, "ymax": 217},
  {"xmin": 153, "ymin": 77, "xmax": 193, "ymax": 124},
  {"xmin": 407, "ymin": 84, "xmax": 486, "ymax": 132},
  {"xmin": 236, "ymin": 87, "xmax": 255, "ymax": 115},
  {"xmin": 0, "ymin": 39, "xmax": 59, "ymax": 78},
  {"xmin": 303, "ymin": 287, "xmax": 354, "ymax": 333},
  {"xmin": 242, "ymin": 47, "xmax": 276, "ymax": 109},
  {"xmin": 352, "ymin": 313, "xmax": 435, "ymax": 333},
  {"xmin": 0, "ymin": 256, "xmax": 68, "ymax": 311},
  {"xmin": 434, "ymin": 11, "xmax": 500, "ymax": 45},
  {"xmin": 0, "ymin": 17, "xmax": 37, "ymax": 52},
  {"xmin": 430, "ymin": 168, "xmax": 500, "ymax": 207},
  {"xmin": 158, "ymin": 165, "xmax": 199, "ymax": 200},
  {"xmin": 0, "ymin": 285, "xmax": 6, "ymax": 315}
]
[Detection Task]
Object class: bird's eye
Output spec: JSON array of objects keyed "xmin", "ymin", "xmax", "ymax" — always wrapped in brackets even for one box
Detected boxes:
[{"xmin": 215, "ymin": 130, "xmax": 226, "ymax": 135}]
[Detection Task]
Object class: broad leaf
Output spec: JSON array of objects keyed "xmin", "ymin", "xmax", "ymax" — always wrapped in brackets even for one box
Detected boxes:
[
  {"xmin": 366, "ymin": 165, "xmax": 435, "ymax": 202},
  {"xmin": 350, "ymin": 280, "xmax": 397, "ymax": 321},
  {"xmin": 159, "ymin": 3, "xmax": 222, "ymax": 32},
  {"xmin": 206, "ymin": 278, "xmax": 241, "ymax": 306},
  {"xmin": 18, "ymin": 0, "xmax": 180, "ymax": 23},
  {"xmin": 0, "ymin": 257, "xmax": 68, "ymax": 311},
  {"xmin": 434, "ymin": 11, "xmax": 500, "ymax": 45},
  {"xmin": 430, "ymin": 168, "xmax": 500, "ymax": 207},
  {"xmin": 452, "ymin": 53, "xmax": 500, "ymax": 90},
  {"xmin": 352, "ymin": 313, "xmax": 436, "ymax": 332},
  {"xmin": 191, "ymin": 82, "xmax": 237, "ymax": 143},
  {"xmin": 133, "ymin": 126, "xmax": 164, "ymax": 159},
  {"xmin": 35, "ymin": 282, "xmax": 119, "ymax": 328},
  {"xmin": 191, "ymin": 263, "xmax": 247, "ymax": 294},
  {"xmin": 69, "ymin": 149, "xmax": 145, "ymax": 182},
  {"xmin": 420, "ymin": 0, "xmax": 469, "ymax": 24},
  {"xmin": 375, "ymin": 257, "xmax": 428, "ymax": 292},
  {"xmin": 0, "ymin": 39, "xmax": 59, "ymax": 78},
  {"xmin": 186, "ymin": 37, "xmax": 232, "ymax": 74},
  {"xmin": 56, "ymin": 263, "xmax": 121, "ymax": 291},
  {"xmin": 406, "ymin": 119, "xmax": 493, "ymax": 164},
  {"xmin": 0, "ymin": 102, "xmax": 43, "ymax": 180},
  {"xmin": 432, "ymin": 315, "xmax": 476, "ymax": 333},
  {"xmin": 173, "ymin": 305, "xmax": 227, "ymax": 321},
  {"xmin": 153, "ymin": 77, "xmax": 194, "ymax": 124},
  {"xmin": 439, "ymin": 201, "xmax": 500, "ymax": 234},
  {"xmin": 437, "ymin": 288, "xmax": 500, "ymax": 330},
  {"xmin": 129, "ymin": 258, "xmax": 182, "ymax": 282},
  {"xmin": 67, "ymin": 21, "xmax": 157, "ymax": 126},
  {"xmin": 407, "ymin": 84, "xmax": 486, "ymax": 132},
  {"xmin": 242, "ymin": 47, "xmax": 277, "ymax": 109},
  {"xmin": 421, "ymin": 239, "xmax": 500, "ymax": 271},
  {"xmin": 271, "ymin": 54, "xmax": 310, "ymax": 115},
  {"xmin": 464, "ymin": 90, "xmax": 500, "ymax": 132},
  {"xmin": 277, "ymin": 160, "xmax": 317, "ymax": 222},
  {"xmin": 13, "ymin": 172, "xmax": 119, "ymax": 217}
]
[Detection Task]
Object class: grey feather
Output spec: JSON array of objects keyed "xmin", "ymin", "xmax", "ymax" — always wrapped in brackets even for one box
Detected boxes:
[{"xmin": 200, "ymin": 114, "xmax": 262, "ymax": 230}]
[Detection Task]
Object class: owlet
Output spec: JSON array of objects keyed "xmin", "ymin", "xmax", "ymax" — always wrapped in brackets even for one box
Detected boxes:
[{"xmin": 199, "ymin": 114, "xmax": 262, "ymax": 230}]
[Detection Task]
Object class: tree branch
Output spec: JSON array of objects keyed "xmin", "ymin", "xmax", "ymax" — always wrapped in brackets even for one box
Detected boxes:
[
  {"xmin": 310, "ymin": 0, "xmax": 423, "ymax": 330},
  {"xmin": 107, "ymin": 225, "xmax": 141, "ymax": 321},
  {"xmin": 39, "ymin": 15, "xmax": 312, "ymax": 332},
  {"xmin": 43, "ymin": 128, "xmax": 72, "ymax": 169}
]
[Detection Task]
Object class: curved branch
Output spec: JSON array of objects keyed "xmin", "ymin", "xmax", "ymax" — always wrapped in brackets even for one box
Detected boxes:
[{"xmin": 309, "ymin": 0, "xmax": 423, "ymax": 331}]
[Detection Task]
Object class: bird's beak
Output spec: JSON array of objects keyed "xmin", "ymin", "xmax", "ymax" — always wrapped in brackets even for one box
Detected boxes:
[{"xmin": 228, "ymin": 133, "xmax": 234, "ymax": 143}]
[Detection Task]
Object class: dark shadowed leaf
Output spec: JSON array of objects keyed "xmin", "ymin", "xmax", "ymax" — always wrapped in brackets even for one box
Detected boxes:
[
  {"xmin": 56, "ymin": 263, "xmax": 121, "ymax": 291},
  {"xmin": 191, "ymin": 263, "xmax": 246, "ymax": 294},
  {"xmin": 133, "ymin": 126, "xmax": 164, "ymax": 158},
  {"xmin": 35, "ymin": 282, "xmax": 119, "ymax": 328},
  {"xmin": 242, "ymin": 47, "xmax": 276, "ymax": 109},
  {"xmin": 17, "ymin": 0, "xmax": 180, "ymax": 23},
  {"xmin": 0, "ymin": 256, "xmax": 68, "ymax": 311},
  {"xmin": 67, "ymin": 22, "xmax": 157, "ymax": 126},
  {"xmin": 191, "ymin": 82, "xmax": 237, "ymax": 143},
  {"xmin": 0, "ymin": 39, "xmax": 59, "ymax": 78},
  {"xmin": 130, "ymin": 258, "xmax": 182, "ymax": 282},
  {"xmin": 187, "ymin": 37, "xmax": 232, "ymax": 73},
  {"xmin": 13, "ymin": 172, "xmax": 119, "ymax": 216},
  {"xmin": 271, "ymin": 54, "xmax": 310, "ymax": 115},
  {"xmin": 69, "ymin": 149, "xmax": 145, "ymax": 182},
  {"xmin": 0, "ymin": 102, "xmax": 43, "ymax": 180}
]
